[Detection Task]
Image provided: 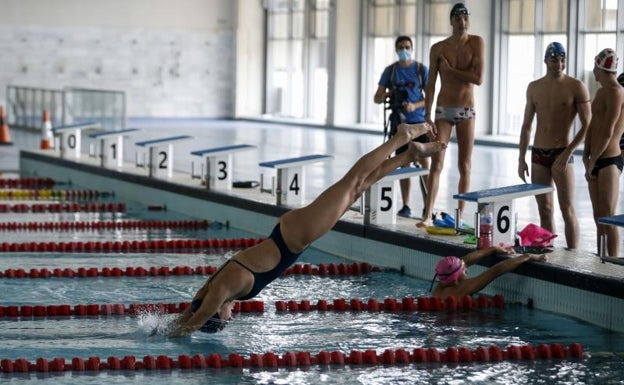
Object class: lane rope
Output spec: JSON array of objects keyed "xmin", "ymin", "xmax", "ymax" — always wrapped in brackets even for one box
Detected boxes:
[
  {"xmin": 0, "ymin": 178, "xmax": 59, "ymax": 189},
  {"xmin": 0, "ymin": 219, "xmax": 209, "ymax": 231},
  {"xmin": 0, "ymin": 189, "xmax": 112, "ymax": 200},
  {"xmin": 0, "ymin": 202, "xmax": 125, "ymax": 213},
  {"xmin": 0, "ymin": 262, "xmax": 379, "ymax": 279},
  {"xmin": 0, "ymin": 343, "xmax": 586, "ymax": 374}
]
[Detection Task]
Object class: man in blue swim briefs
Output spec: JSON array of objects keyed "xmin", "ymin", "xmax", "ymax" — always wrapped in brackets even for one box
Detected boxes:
[
  {"xmin": 419, "ymin": 2, "xmax": 484, "ymax": 228},
  {"xmin": 168, "ymin": 122, "xmax": 446, "ymax": 337},
  {"xmin": 517, "ymin": 42, "xmax": 591, "ymax": 250},
  {"xmin": 584, "ymin": 48, "xmax": 624, "ymax": 257}
]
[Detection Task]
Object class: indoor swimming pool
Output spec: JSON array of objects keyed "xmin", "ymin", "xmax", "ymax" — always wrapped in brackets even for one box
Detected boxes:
[{"xmin": 1, "ymin": 181, "xmax": 624, "ymax": 384}]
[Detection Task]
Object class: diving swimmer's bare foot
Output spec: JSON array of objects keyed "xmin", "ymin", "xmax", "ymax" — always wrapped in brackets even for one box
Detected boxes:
[
  {"xmin": 398, "ymin": 122, "xmax": 431, "ymax": 140},
  {"xmin": 409, "ymin": 140, "xmax": 446, "ymax": 158}
]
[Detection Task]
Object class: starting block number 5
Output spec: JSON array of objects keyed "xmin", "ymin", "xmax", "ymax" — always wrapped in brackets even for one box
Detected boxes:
[{"xmin": 368, "ymin": 181, "xmax": 397, "ymax": 224}]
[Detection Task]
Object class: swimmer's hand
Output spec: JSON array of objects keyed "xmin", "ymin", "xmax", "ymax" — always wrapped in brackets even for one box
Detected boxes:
[
  {"xmin": 168, "ymin": 325, "xmax": 193, "ymax": 338},
  {"xmin": 529, "ymin": 253, "xmax": 547, "ymax": 262}
]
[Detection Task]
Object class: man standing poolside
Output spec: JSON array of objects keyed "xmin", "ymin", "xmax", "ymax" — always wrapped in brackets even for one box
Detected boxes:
[
  {"xmin": 419, "ymin": 2, "xmax": 484, "ymax": 228},
  {"xmin": 584, "ymin": 48, "xmax": 624, "ymax": 257},
  {"xmin": 374, "ymin": 35, "xmax": 430, "ymax": 219},
  {"xmin": 517, "ymin": 42, "xmax": 591, "ymax": 250}
]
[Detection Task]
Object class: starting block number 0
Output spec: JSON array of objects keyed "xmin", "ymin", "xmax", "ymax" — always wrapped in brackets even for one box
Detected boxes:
[
  {"xmin": 484, "ymin": 200, "xmax": 516, "ymax": 246},
  {"xmin": 61, "ymin": 130, "xmax": 82, "ymax": 159}
]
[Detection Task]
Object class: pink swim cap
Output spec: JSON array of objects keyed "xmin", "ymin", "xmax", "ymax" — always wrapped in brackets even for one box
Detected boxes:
[
  {"xmin": 435, "ymin": 256, "xmax": 464, "ymax": 284},
  {"xmin": 595, "ymin": 48, "xmax": 619, "ymax": 73}
]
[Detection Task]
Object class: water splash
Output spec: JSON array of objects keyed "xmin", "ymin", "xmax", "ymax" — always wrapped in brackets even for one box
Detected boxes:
[{"xmin": 136, "ymin": 310, "xmax": 177, "ymax": 336}]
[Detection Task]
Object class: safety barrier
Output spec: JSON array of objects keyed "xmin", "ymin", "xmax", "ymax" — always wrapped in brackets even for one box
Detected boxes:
[
  {"xmin": 0, "ymin": 343, "xmax": 585, "ymax": 374},
  {"xmin": 0, "ymin": 189, "xmax": 112, "ymax": 200},
  {"xmin": 0, "ymin": 262, "xmax": 378, "ymax": 279},
  {"xmin": 0, "ymin": 219, "xmax": 209, "ymax": 231},
  {"xmin": 0, "ymin": 237, "xmax": 263, "ymax": 253},
  {"xmin": 0, "ymin": 202, "xmax": 125, "ymax": 214},
  {"xmin": 0, "ymin": 178, "xmax": 58, "ymax": 189}
]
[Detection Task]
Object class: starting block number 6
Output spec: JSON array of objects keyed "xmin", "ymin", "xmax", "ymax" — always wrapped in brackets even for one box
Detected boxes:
[{"xmin": 484, "ymin": 200, "xmax": 516, "ymax": 246}]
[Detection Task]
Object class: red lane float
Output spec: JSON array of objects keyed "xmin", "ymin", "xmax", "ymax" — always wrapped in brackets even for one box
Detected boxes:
[
  {"xmin": 0, "ymin": 220, "xmax": 210, "ymax": 231},
  {"xmin": 0, "ymin": 301, "xmax": 264, "ymax": 319},
  {"xmin": 0, "ymin": 262, "xmax": 379, "ymax": 279},
  {"xmin": 0, "ymin": 178, "xmax": 57, "ymax": 189},
  {"xmin": 0, "ymin": 237, "xmax": 264, "ymax": 253},
  {"xmin": 0, "ymin": 344, "xmax": 585, "ymax": 374},
  {"xmin": 275, "ymin": 295, "xmax": 506, "ymax": 313},
  {"xmin": 0, "ymin": 202, "xmax": 125, "ymax": 214}
]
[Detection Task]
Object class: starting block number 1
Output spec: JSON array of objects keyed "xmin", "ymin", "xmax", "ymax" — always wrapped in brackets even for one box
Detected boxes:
[{"xmin": 102, "ymin": 136, "xmax": 123, "ymax": 168}]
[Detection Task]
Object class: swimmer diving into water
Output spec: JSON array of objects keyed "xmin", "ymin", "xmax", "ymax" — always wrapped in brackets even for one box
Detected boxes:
[{"xmin": 168, "ymin": 122, "xmax": 445, "ymax": 337}]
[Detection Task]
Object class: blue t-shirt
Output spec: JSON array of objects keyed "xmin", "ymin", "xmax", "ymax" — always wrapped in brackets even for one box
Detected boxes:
[{"xmin": 378, "ymin": 61, "xmax": 428, "ymax": 124}]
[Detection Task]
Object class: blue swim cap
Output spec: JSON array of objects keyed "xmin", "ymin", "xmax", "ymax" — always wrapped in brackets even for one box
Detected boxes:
[
  {"xmin": 544, "ymin": 42, "xmax": 566, "ymax": 60},
  {"xmin": 198, "ymin": 313, "xmax": 226, "ymax": 333}
]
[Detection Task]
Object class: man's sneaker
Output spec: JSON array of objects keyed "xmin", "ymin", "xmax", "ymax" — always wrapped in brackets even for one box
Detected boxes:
[{"xmin": 397, "ymin": 205, "xmax": 412, "ymax": 218}]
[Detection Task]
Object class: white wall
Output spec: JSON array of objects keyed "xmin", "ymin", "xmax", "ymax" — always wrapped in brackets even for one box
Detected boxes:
[{"xmin": 0, "ymin": 0, "xmax": 237, "ymax": 117}]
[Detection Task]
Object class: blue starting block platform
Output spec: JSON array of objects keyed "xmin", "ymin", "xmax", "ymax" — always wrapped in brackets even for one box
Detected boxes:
[
  {"xmin": 454, "ymin": 183, "xmax": 554, "ymax": 247},
  {"xmin": 135, "ymin": 135, "xmax": 193, "ymax": 178},
  {"xmin": 89, "ymin": 128, "xmax": 140, "ymax": 168},
  {"xmin": 365, "ymin": 167, "xmax": 429, "ymax": 225},
  {"xmin": 52, "ymin": 122, "xmax": 102, "ymax": 160},
  {"xmin": 597, "ymin": 215, "xmax": 624, "ymax": 264},
  {"xmin": 259, "ymin": 154, "xmax": 332, "ymax": 206},
  {"xmin": 191, "ymin": 144, "xmax": 257, "ymax": 190}
]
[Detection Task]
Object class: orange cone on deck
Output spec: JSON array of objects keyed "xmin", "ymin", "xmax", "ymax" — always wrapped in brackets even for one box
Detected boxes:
[
  {"xmin": 0, "ymin": 106, "xmax": 12, "ymax": 145},
  {"xmin": 40, "ymin": 110, "xmax": 53, "ymax": 150}
]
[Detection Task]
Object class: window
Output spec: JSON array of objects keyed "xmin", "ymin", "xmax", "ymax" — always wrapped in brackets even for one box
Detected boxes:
[{"xmin": 265, "ymin": 0, "xmax": 330, "ymax": 121}]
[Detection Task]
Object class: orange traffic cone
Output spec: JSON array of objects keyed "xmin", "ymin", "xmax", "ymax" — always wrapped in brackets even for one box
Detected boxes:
[
  {"xmin": 0, "ymin": 105, "xmax": 12, "ymax": 146},
  {"xmin": 40, "ymin": 110, "xmax": 53, "ymax": 150}
]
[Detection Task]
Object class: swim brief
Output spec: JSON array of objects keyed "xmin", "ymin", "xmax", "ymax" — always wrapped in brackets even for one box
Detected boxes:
[
  {"xmin": 435, "ymin": 106, "xmax": 476, "ymax": 124},
  {"xmin": 591, "ymin": 155, "xmax": 624, "ymax": 176},
  {"xmin": 531, "ymin": 147, "xmax": 573, "ymax": 168}
]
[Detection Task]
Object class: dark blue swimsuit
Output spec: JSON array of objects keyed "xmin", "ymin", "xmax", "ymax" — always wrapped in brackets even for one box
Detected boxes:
[{"xmin": 191, "ymin": 223, "xmax": 303, "ymax": 332}]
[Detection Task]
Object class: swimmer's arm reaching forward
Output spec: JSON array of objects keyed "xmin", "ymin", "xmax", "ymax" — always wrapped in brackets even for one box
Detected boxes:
[{"xmin": 462, "ymin": 246, "xmax": 512, "ymax": 267}]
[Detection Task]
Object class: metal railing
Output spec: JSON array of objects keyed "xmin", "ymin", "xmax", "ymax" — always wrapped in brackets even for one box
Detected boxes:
[{"xmin": 6, "ymin": 86, "xmax": 126, "ymax": 131}]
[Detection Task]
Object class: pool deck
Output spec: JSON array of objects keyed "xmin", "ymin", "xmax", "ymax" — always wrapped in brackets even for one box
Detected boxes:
[{"xmin": 5, "ymin": 120, "xmax": 624, "ymax": 333}]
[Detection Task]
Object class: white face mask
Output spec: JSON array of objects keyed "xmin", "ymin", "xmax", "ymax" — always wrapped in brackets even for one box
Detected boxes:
[{"xmin": 397, "ymin": 49, "xmax": 411, "ymax": 62}]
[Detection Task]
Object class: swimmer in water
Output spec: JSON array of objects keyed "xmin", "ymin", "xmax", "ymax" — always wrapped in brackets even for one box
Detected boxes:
[
  {"xmin": 431, "ymin": 247, "xmax": 546, "ymax": 299},
  {"xmin": 168, "ymin": 122, "xmax": 445, "ymax": 337}
]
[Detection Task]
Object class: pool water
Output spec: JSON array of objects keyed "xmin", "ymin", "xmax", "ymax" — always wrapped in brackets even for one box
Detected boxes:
[{"xmin": 1, "ymin": 187, "xmax": 624, "ymax": 384}]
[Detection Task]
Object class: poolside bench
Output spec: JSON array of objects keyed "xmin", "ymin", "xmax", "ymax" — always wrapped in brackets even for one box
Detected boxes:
[
  {"xmin": 454, "ymin": 183, "xmax": 554, "ymax": 247},
  {"xmin": 597, "ymin": 215, "xmax": 624, "ymax": 264},
  {"xmin": 190, "ymin": 144, "xmax": 257, "ymax": 190},
  {"xmin": 259, "ymin": 154, "xmax": 332, "ymax": 206},
  {"xmin": 364, "ymin": 167, "xmax": 429, "ymax": 225},
  {"xmin": 135, "ymin": 135, "xmax": 193, "ymax": 178},
  {"xmin": 52, "ymin": 122, "xmax": 102, "ymax": 160},
  {"xmin": 88, "ymin": 128, "xmax": 140, "ymax": 168}
]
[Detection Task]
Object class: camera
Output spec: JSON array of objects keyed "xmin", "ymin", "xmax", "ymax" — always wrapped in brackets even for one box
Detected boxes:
[{"xmin": 386, "ymin": 87, "xmax": 409, "ymax": 112}]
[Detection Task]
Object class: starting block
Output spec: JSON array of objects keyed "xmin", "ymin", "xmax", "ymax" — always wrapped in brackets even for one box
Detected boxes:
[
  {"xmin": 135, "ymin": 135, "xmax": 192, "ymax": 178},
  {"xmin": 365, "ymin": 167, "xmax": 429, "ymax": 225},
  {"xmin": 89, "ymin": 128, "xmax": 140, "ymax": 168},
  {"xmin": 259, "ymin": 154, "xmax": 332, "ymax": 206},
  {"xmin": 597, "ymin": 215, "xmax": 624, "ymax": 264},
  {"xmin": 52, "ymin": 122, "xmax": 102, "ymax": 160},
  {"xmin": 454, "ymin": 183, "xmax": 553, "ymax": 246},
  {"xmin": 191, "ymin": 144, "xmax": 257, "ymax": 190}
]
